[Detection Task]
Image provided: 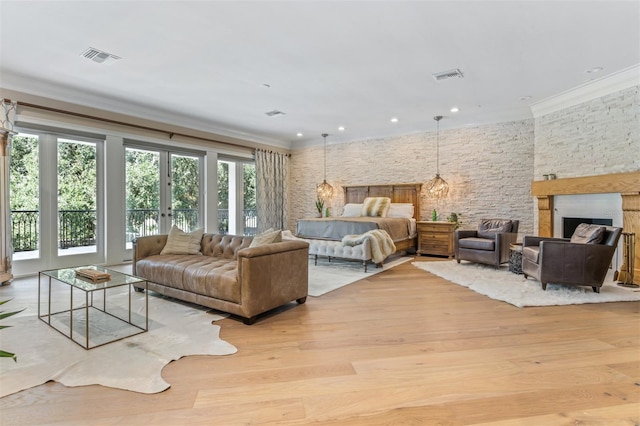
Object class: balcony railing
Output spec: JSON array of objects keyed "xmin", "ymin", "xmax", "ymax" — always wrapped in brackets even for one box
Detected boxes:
[{"xmin": 11, "ymin": 208, "xmax": 258, "ymax": 252}]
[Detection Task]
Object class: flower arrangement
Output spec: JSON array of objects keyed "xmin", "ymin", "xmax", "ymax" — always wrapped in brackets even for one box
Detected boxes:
[
  {"xmin": 447, "ymin": 212, "xmax": 462, "ymax": 229},
  {"xmin": 315, "ymin": 198, "xmax": 325, "ymax": 217}
]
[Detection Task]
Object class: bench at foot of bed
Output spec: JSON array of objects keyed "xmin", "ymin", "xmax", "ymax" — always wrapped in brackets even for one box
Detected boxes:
[{"xmin": 305, "ymin": 239, "xmax": 374, "ymax": 272}]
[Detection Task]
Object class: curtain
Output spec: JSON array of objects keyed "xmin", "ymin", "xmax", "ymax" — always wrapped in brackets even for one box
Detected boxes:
[
  {"xmin": 0, "ymin": 130, "xmax": 13, "ymax": 284},
  {"xmin": 0, "ymin": 101, "xmax": 16, "ymax": 284},
  {"xmin": 255, "ymin": 149, "xmax": 289, "ymax": 233}
]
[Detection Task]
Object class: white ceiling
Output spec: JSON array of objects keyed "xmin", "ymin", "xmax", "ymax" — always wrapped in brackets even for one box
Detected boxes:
[{"xmin": 1, "ymin": 0, "xmax": 639, "ymax": 149}]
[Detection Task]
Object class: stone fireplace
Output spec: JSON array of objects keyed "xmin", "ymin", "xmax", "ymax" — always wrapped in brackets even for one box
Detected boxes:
[{"xmin": 531, "ymin": 171, "xmax": 640, "ymax": 284}]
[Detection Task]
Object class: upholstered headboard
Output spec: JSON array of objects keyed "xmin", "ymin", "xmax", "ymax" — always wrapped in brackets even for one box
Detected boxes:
[{"xmin": 343, "ymin": 183, "xmax": 422, "ymax": 220}]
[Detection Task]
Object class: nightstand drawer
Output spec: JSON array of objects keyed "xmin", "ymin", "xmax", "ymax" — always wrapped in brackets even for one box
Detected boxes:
[
  {"xmin": 419, "ymin": 233, "xmax": 450, "ymax": 242},
  {"xmin": 418, "ymin": 224, "xmax": 450, "ymax": 233}
]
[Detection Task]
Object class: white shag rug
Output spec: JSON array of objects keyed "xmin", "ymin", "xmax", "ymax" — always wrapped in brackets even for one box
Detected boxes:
[
  {"xmin": 309, "ymin": 256, "xmax": 412, "ymax": 296},
  {"xmin": 413, "ymin": 260, "xmax": 640, "ymax": 307},
  {"xmin": 0, "ymin": 289, "xmax": 237, "ymax": 398}
]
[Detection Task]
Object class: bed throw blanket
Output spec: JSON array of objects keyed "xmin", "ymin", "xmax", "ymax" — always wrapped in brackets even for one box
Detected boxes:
[{"xmin": 341, "ymin": 229, "xmax": 396, "ymax": 264}]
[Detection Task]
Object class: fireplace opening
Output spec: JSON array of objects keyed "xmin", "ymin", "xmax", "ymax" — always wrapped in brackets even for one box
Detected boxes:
[{"xmin": 563, "ymin": 217, "xmax": 613, "ymax": 239}]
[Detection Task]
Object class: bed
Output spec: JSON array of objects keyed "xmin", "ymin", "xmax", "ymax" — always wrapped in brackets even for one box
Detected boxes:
[{"xmin": 296, "ymin": 183, "xmax": 422, "ymax": 253}]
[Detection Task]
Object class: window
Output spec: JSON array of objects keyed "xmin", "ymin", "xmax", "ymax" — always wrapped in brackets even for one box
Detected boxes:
[{"xmin": 217, "ymin": 158, "xmax": 256, "ymax": 236}]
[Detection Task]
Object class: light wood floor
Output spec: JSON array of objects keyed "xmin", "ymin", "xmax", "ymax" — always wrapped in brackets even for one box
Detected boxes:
[{"xmin": 1, "ymin": 258, "xmax": 639, "ymax": 425}]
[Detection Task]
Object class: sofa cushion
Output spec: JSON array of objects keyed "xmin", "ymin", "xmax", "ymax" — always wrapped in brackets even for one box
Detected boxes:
[
  {"xmin": 161, "ymin": 225, "xmax": 204, "ymax": 255},
  {"xmin": 570, "ymin": 223, "xmax": 606, "ymax": 244},
  {"xmin": 477, "ymin": 219, "xmax": 513, "ymax": 239},
  {"xmin": 249, "ymin": 228, "xmax": 282, "ymax": 248},
  {"xmin": 137, "ymin": 255, "xmax": 240, "ymax": 303},
  {"xmin": 458, "ymin": 237, "xmax": 495, "ymax": 251},
  {"xmin": 202, "ymin": 234, "xmax": 253, "ymax": 259}
]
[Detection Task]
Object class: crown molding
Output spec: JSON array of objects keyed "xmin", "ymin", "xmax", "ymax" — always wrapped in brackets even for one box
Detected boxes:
[{"xmin": 530, "ymin": 64, "xmax": 640, "ymax": 118}]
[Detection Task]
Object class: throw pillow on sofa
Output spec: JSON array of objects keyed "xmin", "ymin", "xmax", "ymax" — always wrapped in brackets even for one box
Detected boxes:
[
  {"xmin": 160, "ymin": 225, "xmax": 204, "ymax": 255},
  {"xmin": 249, "ymin": 228, "xmax": 282, "ymax": 248}
]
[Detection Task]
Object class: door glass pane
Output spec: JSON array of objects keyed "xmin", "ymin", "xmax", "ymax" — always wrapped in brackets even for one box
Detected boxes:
[
  {"xmin": 217, "ymin": 160, "xmax": 229, "ymax": 234},
  {"xmin": 243, "ymin": 163, "xmax": 257, "ymax": 236},
  {"xmin": 171, "ymin": 154, "xmax": 200, "ymax": 232},
  {"xmin": 125, "ymin": 148, "xmax": 160, "ymax": 246},
  {"xmin": 57, "ymin": 138, "xmax": 97, "ymax": 256},
  {"xmin": 9, "ymin": 134, "xmax": 40, "ymax": 260}
]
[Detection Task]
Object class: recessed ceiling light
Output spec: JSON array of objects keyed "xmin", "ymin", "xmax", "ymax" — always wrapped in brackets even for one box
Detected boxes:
[
  {"xmin": 338, "ymin": 126, "xmax": 345, "ymax": 131},
  {"xmin": 585, "ymin": 67, "xmax": 603, "ymax": 74},
  {"xmin": 450, "ymin": 107, "xmax": 459, "ymax": 113},
  {"xmin": 519, "ymin": 96, "xmax": 532, "ymax": 101},
  {"xmin": 296, "ymin": 132, "xmax": 303, "ymax": 137},
  {"xmin": 390, "ymin": 117, "xmax": 398, "ymax": 123}
]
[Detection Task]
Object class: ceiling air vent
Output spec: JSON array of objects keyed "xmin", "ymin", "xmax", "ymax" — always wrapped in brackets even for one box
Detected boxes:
[
  {"xmin": 80, "ymin": 47, "xmax": 121, "ymax": 64},
  {"xmin": 265, "ymin": 110, "xmax": 286, "ymax": 117},
  {"xmin": 432, "ymin": 68, "xmax": 464, "ymax": 81}
]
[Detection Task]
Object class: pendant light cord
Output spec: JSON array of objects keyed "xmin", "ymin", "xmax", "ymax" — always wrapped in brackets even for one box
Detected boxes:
[
  {"xmin": 322, "ymin": 133, "xmax": 328, "ymax": 181},
  {"xmin": 434, "ymin": 116, "xmax": 442, "ymax": 175}
]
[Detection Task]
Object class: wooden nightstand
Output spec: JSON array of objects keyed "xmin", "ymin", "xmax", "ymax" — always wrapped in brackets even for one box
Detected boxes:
[{"xmin": 416, "ymin": 221, "xmax": 456, "ymax": 258}]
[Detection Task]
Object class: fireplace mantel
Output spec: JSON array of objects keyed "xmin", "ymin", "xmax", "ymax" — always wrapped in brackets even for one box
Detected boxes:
[
  {"xmin": 531, "ymin": 171, "xmax": 640, "ymax": 198},
  {"xmin": 531, "ymin": 171, "xmax": 640, "ymax": 284}
]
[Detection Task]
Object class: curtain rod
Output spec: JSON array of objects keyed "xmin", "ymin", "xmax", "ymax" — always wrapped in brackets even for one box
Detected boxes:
[
  {"xmin": 255, "ymin": 147, "xmax": 291, "ymax": 157},
  {"xmin": 3, "ymin": 98, "xmax": 262, "ymax": 153}
]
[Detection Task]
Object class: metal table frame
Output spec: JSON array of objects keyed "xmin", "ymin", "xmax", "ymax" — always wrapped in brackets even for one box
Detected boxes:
[{"xmin": 38, "ymin": 266, "xmax": 148, "ymax": 349}]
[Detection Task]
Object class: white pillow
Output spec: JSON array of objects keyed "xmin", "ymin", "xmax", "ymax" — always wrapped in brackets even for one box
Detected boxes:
[
  {"xmin": 387, "ymin": 203, "xmax": 414, "ymax": 218},
  {"xmin": 342, "ymin": 203, "xmax": 363, "ymax": 217},
  {"xmin": 249, "ymin": 228, "xmax": 282, "ymax": 248},
  {"xmin": 160, "ymin": 225, "xmax": 204, "ymax": 255}
]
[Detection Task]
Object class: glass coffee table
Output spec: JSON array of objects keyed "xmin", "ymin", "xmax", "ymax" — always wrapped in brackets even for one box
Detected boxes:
[{"xmin": 38, "ymin": 265, "xmax": 148, "ymax": 349}]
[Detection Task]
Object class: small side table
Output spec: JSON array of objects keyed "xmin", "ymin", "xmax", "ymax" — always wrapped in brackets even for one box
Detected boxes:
[
  {"xmin": 509, "ymin": 243, "xmax": 523, "ymax": 274},
  {"xmin": 416, "ymin": 221, "xmax": 456, "ymax": 258}
]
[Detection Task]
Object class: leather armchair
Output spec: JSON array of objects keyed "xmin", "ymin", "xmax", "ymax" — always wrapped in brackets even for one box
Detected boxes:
[
  {"xmin": 455, "ymin": 219, "xmax": 520, "ymax": 268},
  {"xmin": 522, "ymin": 226, "xmax": 622, "ymax": 293}
]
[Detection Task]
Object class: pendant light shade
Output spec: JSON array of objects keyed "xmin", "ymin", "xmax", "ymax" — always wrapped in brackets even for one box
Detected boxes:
[
  {"xmin": 316, "ymin": 133, "xmax": 334, "ymax": 199},
  {"xmin": 426, "ymin": 115, "xmax": 449, "ymax": 199}
]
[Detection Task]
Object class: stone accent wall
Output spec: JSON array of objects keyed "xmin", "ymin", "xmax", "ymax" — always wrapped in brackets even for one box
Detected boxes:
[
  {"xmin": 534, "ymin": 85, "xmax": 640, "ymax": 178},
  {"xmin": 290, "ymin": 119, "xmax": 535, "ymax": 237},
  {"xmin": 531, "ymin": 85, "xmax": 639, "ymax": 231}
]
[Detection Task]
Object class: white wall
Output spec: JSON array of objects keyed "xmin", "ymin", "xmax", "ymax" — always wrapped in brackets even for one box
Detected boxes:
[
  {"xmin": 531, "ymin": 85, "xmax": 640, "ymax": 232},
  {"xmin": 534, "ymin": 85, "xmax": 639, "ymax": 179},
  {"xmin": 290, "ymin": 119, "xmax": 535, "ymax": 237}
]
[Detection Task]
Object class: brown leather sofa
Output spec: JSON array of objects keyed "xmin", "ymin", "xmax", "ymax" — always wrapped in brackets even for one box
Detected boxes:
[
  {"xmin": 133, "ymin": 233, "xmax": 309, "ymax": 324},
  {"xmin": 455, "ymin": 219, "xmax": 520, "ymax": 267},
  {"xmin": 522, "ymin": 225, "xmax": 622, "ymax": 293}
]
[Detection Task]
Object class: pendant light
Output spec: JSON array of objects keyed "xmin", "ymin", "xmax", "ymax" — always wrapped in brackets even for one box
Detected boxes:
[
  {"xmin": 425, "ymin": 115, "xmax": 449, "ymax": 199},
  {"xmin": 316, "ymin": 133, "xmax": 334, "ymax": 199}
]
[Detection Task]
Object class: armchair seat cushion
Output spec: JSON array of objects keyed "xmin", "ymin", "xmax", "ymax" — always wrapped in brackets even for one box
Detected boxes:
[
  {"xmin": 458, "ymin": 237, "xmax": 496, "ymax": 251},
  {"xmin": 522, "ymin": 246, "xmax": 540, "ymax": 263}
]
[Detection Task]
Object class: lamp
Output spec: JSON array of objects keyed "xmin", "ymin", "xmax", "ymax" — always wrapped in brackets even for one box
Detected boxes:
[
  {"xmin": 425, "ymin": 115, "xmax": 449, "ymax": 199},
  {"xmin": 316, "ymin": 133, "xmax": 334, "ymax": 199}
]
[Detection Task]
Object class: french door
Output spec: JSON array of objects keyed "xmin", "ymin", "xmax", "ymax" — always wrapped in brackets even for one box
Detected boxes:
[
  {"xmin": 10, "ymin": 132, "xmax": 103, "ymax": 274},
  {"xmin": 124, "ymin": 145, "xmax": 203, "ymax": 247}
]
